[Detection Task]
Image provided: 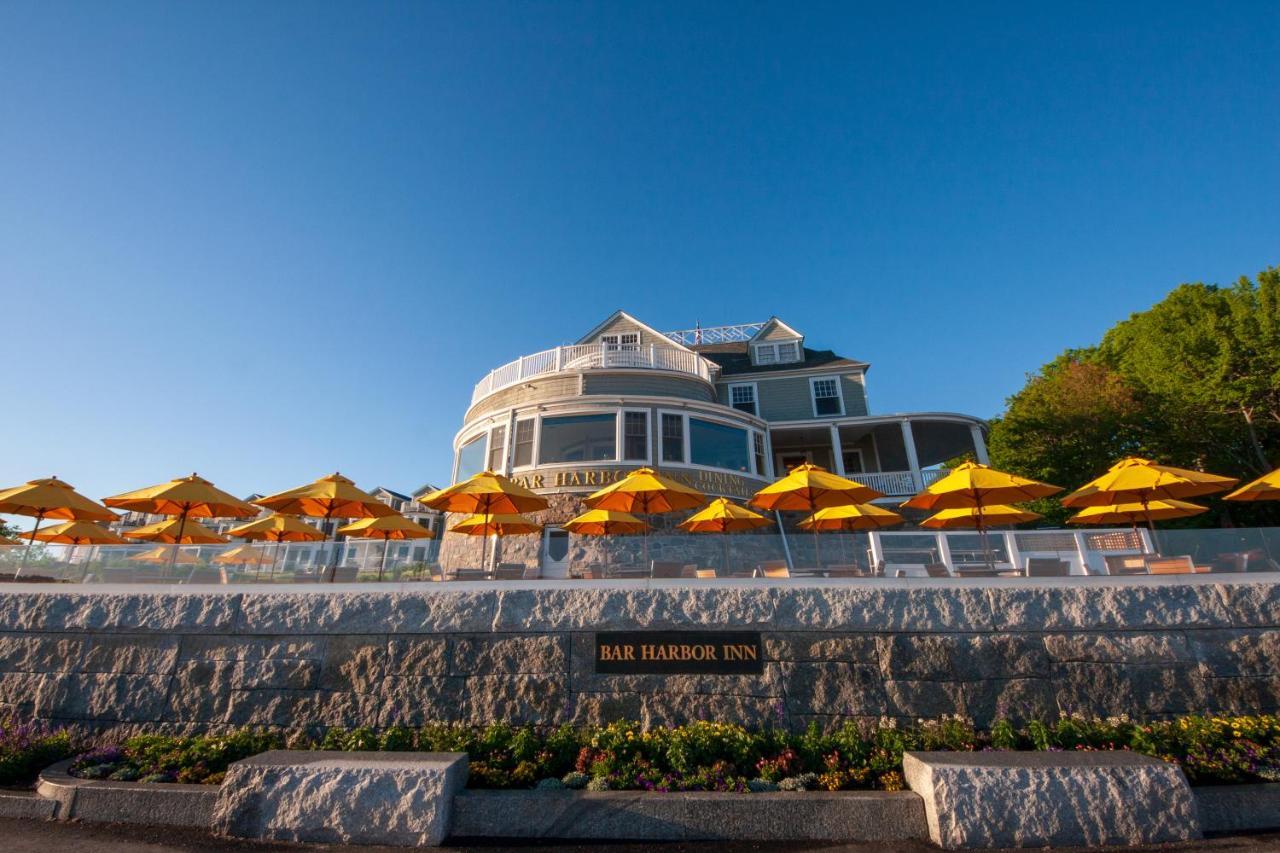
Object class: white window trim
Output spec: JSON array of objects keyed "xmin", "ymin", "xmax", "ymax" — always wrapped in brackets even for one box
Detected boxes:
[
  {"xmin": 453, "ymin": 429, "xmax": 491, "ymax": 483},
  {"xmin": 600, "ymin": 332, "xmax": 640, "ymax": 351},
  {"xmin": 683, "ymin": 412, "xmax": 756, "ymax": 477},
  {"xmin": 657, "ymin": 408, "xmax": 688, "ymax": 465},
  {"xmin": 727, "ymin": 381, "xmax": 759, "ymax": 416},
  {"xmin": 486, "ymin": 423, "xmax": 508, "ymax": 474},
  {"xmin": 750, "ymin": 429, "xmax": 768, "ymax": 477},
  {"xmin": 752, "ymin": 340, "xmax": 802, "ymax": 366},
  {"xmin": 510, "ymin": 417, "xmax": 537, "ymax": 470},
  {"xmin": 533, "ymin": 410, "xmax": 622, "ymax": 469},
  {"xmin": 619, "ymin": 407, "xmax": 652, "ymax": 464},
  {"xmin": 842, "ymin": 447, "xmax": 866, "ymax": 473},
  {"xmin": 809, "ymin": 376, "xmax": 845, "ymax": 418}
]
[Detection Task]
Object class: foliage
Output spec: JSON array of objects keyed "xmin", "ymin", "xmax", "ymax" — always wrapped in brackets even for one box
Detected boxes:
[
  {"xmin": 0, "ymin": 719, "xmax": 76, "ymax": 787},
  {"xmin": 989, "ymin": 266, "xmax": 1280, "ymax": 525},
  {"xmin": 60, "ymin": 713, "xmax": 1280, "ymax": 791}
]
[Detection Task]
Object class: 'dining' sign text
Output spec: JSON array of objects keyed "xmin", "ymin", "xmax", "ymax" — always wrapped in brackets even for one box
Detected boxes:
[{"xmin": 594, "ymin": 631, "xmax": 764, "ymax": 674}]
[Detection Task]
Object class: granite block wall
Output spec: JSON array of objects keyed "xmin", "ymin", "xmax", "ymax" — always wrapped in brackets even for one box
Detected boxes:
[{"xmin": 0, "ymin": 578, "xmax": 1277, "ymax": 737}]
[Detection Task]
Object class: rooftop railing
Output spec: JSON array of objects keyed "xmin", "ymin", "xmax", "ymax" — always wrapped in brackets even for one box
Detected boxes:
[
  {"xmin": 471, "ymin": 343, "xmax": 716, "ymax": 406},
  {"xmin": 663, "ymin": 322, "xmax": 767, "ymax": 346}
]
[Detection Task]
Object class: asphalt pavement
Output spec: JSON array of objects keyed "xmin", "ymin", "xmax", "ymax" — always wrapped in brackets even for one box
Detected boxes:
[{"xmin": 4, "ymin": 818, "xmax": 1280, "ymax": 852}]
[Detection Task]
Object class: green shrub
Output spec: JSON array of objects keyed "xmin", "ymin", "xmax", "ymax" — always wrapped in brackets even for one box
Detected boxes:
[{"xmin": 0, "ymin": 720, "xmax": 76, "ymax": 787}]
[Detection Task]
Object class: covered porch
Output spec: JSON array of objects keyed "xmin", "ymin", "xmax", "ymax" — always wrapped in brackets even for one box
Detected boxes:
[{"xmin": 767, "ymin": 415, "xmax": 988, "ymax": 498}]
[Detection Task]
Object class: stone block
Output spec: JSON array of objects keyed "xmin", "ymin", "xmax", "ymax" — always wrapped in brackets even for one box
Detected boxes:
[
  {"xmin": 988, "ymin": 582, "xmax": 1231, "ymax": 632},
  {"xmin": 0, "ymin": 633, "xmax": 90, "ymax": 672},
  {"xmin": 319, "ymin": 635, "xmax": 387, "ymax": 692},
  {"xmin": 1043, "ymin": 632, "xmax": 1192, "ymax": 665},
  {"xmin": 452, "ymin": 634, "xmax": 566, "ymax": 675},
  {"xmin": 212, "ymin": 750, "xmax": 468, "ymax": 846},
  {"xmin": 39, "ymin": 674, "xmax": 170, "ymax": 722},
  {"xmin": 1189, "ymin": 629, "xmax": 1280, "ymax": 676},
  {"xmin": 1220, "ymin": 581, "xmax": 1280, "ymax": 627},
  {"xmin": 1193, "ymin": 782, "xmax": 1280, "ymax": 834},
  {"xmin": 877, "ymin": 635, "xmax": 955, "ymax": 680},
  {"xmin": 949, "ymin": 634, "xmax": 1050, "ymax": 680},
  {"xmin": 34, "ymin": 593, "xmax": 242, "ymax": 633},
  {"xmin": 902, "ymin": 750, "xmax": 1201, "ymax": 849},
  {"xmin": 387, "ymin": 637, "xmax": 448, "ymax": 676},
  {"xmin": 962, "ymin": 678, "xmax": 1056, "ymax": 725},
  {"xmin": 81, "ymin": 635, "xmax": 180, "ymax": 674},
  {"xmin": 465, "ymin": 674, "xmax": 567, "ymax": 725},
  {"xmin": 178, "ymin": 635, "xmax": 326, "ymax": 663},
  {"xmin": 234, "ymin": 592, "xmax": 496, "ymax": 634},
  {"xmin": 763, "ymin": 632, "xmax": 878, "ymax": 662},
  {"xmin": 785, "ymin": 662, "xmax": 886, "ymax": 716},
  {"xmin": 1055, "ymin": 663, "xmax": 1206, "ymax": 716},
  {"xmin": 377, "ymin": 676, "xmax": 466, "ymax": 726},
  {"xmin": 883, "ymin": 680, "xmax": 968, "ymax": 719},
  {"xmin": 451, "ymin": 789, "xmax": 929, "ymax": 841}
]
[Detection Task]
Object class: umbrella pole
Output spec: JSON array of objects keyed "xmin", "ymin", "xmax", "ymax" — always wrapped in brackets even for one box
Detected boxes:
[
  {"xmin": 323, "ymin": 507, "xmax": 338, "ymax": 582},
  {"xmin": 813, "ymin": 524, "xmax": 822, "ymax": 569},
  {"xmin": 1142, "ymin": 497, "xmax": 1156, "ymax": 556},
  {"xmin": 723, "ymin": 529, "xmax": 729, "ymax": 576},
  {"xmin": 167, "ymin": 506, "xmax": 190, "ymax": 581},
  {"xmin": 17, "ymin": 510, "xmax": 44, "ymax": 578},
  {"xmin": 269, "ymin": 538, "xmax": 281, "ymax": 579},
  {"xmin": 379, "ymin": 537, "xmax": 389, "ymax": 582}
]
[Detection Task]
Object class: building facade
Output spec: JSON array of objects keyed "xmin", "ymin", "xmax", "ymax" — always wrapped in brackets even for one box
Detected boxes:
[{"xmin": 444, "ymin": 311, "xmax": 988, "ymax": 575}]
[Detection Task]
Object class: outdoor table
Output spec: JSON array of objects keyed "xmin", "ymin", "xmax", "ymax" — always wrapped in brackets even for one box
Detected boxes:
[{"xmin": 607, "ymin": 566, "xmax": 649, "ymax": 579}]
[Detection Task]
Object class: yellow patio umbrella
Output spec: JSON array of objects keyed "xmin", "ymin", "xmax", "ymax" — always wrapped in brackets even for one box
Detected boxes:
[
  {"xmin": 213, "ymin": 544, "xmax": 272, "ymax": 576},
  {"xmin": 1067, "ymin": 499, "xmax": 1206, "ymax": 549},
  {"xmin": 422, "ymin": 472, "xmax": 549, "ymax": 574},
  {"xmin": 750, "ymin": 463, "xmax": 884, "ymax": 568},
  {"xmin": 921, "ymin": 505, "xmax": 1044, "ymax": 529},
  {"xmin": 123, "ymin": 517, "xmax": 229, "ymax": 544},
  {"xmin": 255, "ymin": 473, "xmax": 396, "ymax": 581},
  {"xmin": 677, "ymin": 498, "xmax": 773, "ymax": 575},
  {"xmin": 448, "ymin": 513, "xmax": 542, "ymax": 573},
  {"xmin": 104, "ymin": 474, "xmax": 257, "ymax": 576},
  {"xmin": 226, "ymin": 512, "xmax": 326, "ymax": 578},
  {"xmin": 0, "ymin": 476, "xmax": 116, "ymax": 575},
  {"xmin": 337, "ymin": 514, "xmax": 436, "ymax": 581},
  {"xmin": 129, "ymin": 545, "xmax": 200, "ymax": 565},
  {"xmin": 798, "ymin": 503, "xmax": 905, "ymax": 531},
  {"xmin": 1224, "ymin": 466, "xmax": 1280, "ymax": 502},
  {"xmin": 563, "ymin": 509, "xmax": 650, "ymax": 536},
  {"xmin": 0, "ymin": 535, "xmax": 20, "ymax": 546},
  {"xmin": 585, "ymin": 467, "xmax": 706, "ymax": 569},
  {"xmin": 903, "ymin": 462, "xmax": 1061, "ymax": 568},
  {"xmin": 24, "ymin": 520, "xmax": 131, "ymax": 582},
  {"xmin": 1060, "ymin": 457, "xmax": 1237, "ymax": 553}
]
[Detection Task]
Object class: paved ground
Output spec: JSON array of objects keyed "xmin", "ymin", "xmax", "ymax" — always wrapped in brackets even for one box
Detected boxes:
[{"xmin": 4, "ymin": 819, "xmax": 1280, "ymax": 852}]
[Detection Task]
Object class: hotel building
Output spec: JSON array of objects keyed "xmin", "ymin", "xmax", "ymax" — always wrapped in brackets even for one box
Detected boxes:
[{"xmin": 443, "ymin": 312, "xmax": 988, "ymax": 575}]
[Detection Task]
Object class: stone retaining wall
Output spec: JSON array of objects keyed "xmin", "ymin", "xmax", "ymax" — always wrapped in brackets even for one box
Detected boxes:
[{"xmin": 0, "ymin": 577, "xmax": 1277, "ymax": 735}]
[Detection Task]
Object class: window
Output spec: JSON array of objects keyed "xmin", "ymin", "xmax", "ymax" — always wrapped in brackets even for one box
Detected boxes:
[
  {"xmin": 690, "ymin": 418, "xmax": 750, "ymax": 472},
  {"xmin": 729, "ymin": 384, "xmax": 757, "ymax": 415},
  {"xmin": 538, "ymin": 413, "xmax": 617, "ymax": 463},
  {"xmin": 487, "ymin": 424, "xmax": 506, "ymax": 472},
  {"xmin": 412, "ymin": 546, "xmax": 426, "ymax": 562},
  {"xmin": 661, "ymin": 413, "xmax": 685, "ymax": 463},
  {"xmin": 842, "ymin": 449, "xmax": 864, "ymax": 473},
  {"xmin": 811, "ymin": 378, "xmax": 843, "ymax": 416},
  {"xmin": 456, "ymin": 434, "xmax": 487, "ymax": 482},
  {"xmin": 623, "ymin": 411, "xmax": 648, "ymax": 461},
  {"xmin": 513, "ymin": 419, "xmax": 534, "ymax": 467},
  {"xmin": 753, "ymin": 432, "xmax": 767, "ymax": 476},
  {"xmin": 753, "ymin": 341, "xmax": 802, "ymax": 365},
  {"xmin": 601, "ymin": 332, "xmax": 639, "ymax": 351}
]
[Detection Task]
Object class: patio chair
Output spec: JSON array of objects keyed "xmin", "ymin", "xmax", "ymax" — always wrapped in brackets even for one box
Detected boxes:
[
  {"xmin": 650, "ymin": 561, "xmax": 684, "ymax": 578},
  {"xmin": 1144, "ymin": 555, "xmax": 1195, "ymax": 574},
  {"xmin": 451, "ymin": 567, "xmax": 489, "ymax": 581},
  {"xmin": 182, "ymin": 565, "xmax": 228, "ymax": 585},
  {"xmin": 694, "ymin": 568, "xmax": 717, "ymax": 579},
  {"xmin": 924, "ymin": 563, "xmax": 952, "ymax": 578},
  {"xmin": 1104, "ymin": 555, "xmax": 1148, "ymax": 575},
  {"xmin": 756, "ymin": 563, "xmax": 791, "ymax": 579},
  {"xmin": 521, "ymin": 566, "xmax": 541, "ymax": 580},
  {"xmin": 327, "ymin": 565, "xmax": 359, "ymax": 583},
  {"xmin": 825, "ymin": 564, "xmax": 862, "ymax": 578},
  {"xmin": 494, "ymin": 563, "xmax": 525, "ymax": 580},
  {"xmin": 1025, "ymin": 557, "xmax": 1070, "ymax": 577}
]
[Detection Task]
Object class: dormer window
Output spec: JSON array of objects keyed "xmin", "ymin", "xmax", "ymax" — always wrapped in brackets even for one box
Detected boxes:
[{"xmin": 753, "ymin": 341, "xmax": 802, "ymax": 366}]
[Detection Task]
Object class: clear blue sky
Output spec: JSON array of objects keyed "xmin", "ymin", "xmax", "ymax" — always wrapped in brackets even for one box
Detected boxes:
[{"xmin": 2, "ymin": 1, "xmax": 1278, "ymax": 504}]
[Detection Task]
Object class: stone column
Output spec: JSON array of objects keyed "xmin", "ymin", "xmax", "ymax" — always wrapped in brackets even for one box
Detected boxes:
[{"xmin": 900, "ymin": 419, "xmax": 924, "ymax": 491}]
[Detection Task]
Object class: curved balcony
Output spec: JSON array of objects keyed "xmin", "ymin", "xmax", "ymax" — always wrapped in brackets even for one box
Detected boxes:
[{"xmin": 471, "ymin": 343, "xmax": 716, "ymax": 406}]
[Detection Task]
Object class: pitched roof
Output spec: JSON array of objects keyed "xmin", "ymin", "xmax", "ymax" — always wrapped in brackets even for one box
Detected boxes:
[
  {"xmin": 747, "ymin": 316, "xmax": 804, "ymax": 343},
  {"xmin": 575, "ymin": 310, "xmax": 694, "ymax": 352},
  {"xmin": 691, "ymin": 342, "xmax": 868, "ymax": 376},
  {"xmin": 373, "ymin": 487, "xmax": 413, "ymax": 502}
]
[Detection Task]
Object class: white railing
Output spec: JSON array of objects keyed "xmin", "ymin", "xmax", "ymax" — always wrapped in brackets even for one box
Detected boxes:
[
  {"xmin": 846, "ymin": 468, "xmax": 945, "ymax": 496},
  {"xmin": 471, "ymin": 343, "xmax": 716, "ymax": 406},
  {"xmin": 664, "ymin": 322, "xmax": 767, "ymax": 346}
]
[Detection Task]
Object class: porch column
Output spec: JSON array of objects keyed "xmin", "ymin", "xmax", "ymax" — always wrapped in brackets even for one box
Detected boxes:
[
  {"xmin": 763, "ymin": 430, "xmax": 776, "ymax": 479},
  {"xmin": 829, "ymin": 424, "xmax": 846, "ymax": 475},
  {"xmin": 970, "ymin": 423, "xmax": 990, "ymax": 465},
  {"xmin": 900, "ymin": 419, "xmax": 924, "ymax": 491}
]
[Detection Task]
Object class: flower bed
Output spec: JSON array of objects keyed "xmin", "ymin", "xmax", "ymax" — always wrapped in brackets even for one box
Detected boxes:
[
  {"xmin": 64, "ymin": 715, "xmax": 1280, "ymax": 793},
  {"xmin": 0, "ymin": 719, "xmax": 76, "ymax": 788}
]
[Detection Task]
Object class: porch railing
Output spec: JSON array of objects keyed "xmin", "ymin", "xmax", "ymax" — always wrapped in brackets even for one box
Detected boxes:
[
  {"xmin": 471, "ymin": 343, "xmax": 716, "ymax": 406},
  {"xmin": 850, "ymin": 468, "xmax": 946, "ymax": 496}
]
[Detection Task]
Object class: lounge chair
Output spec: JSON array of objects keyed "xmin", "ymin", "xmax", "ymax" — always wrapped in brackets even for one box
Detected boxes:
[
  {"xmin": 494, "ymin": 563, "xmax": 525, "ymax": 580},
  {"xmin": 756, "ymin": 563, "xmax": 790, "ymax": 579},
  {"xmin": 650, "ymin": 561, "xmax": 684, "ymax": 578},
  {"xmin": 1104, "ymin": 555, "xmax": 1147, "ymax": 575},
  {"xmin": 694, "ymin": 568, "xmax": 717, "ymax": 579},
  {"xmin": 1025, "ymin": 557, "xmax": 1070, "ymax": 577},
  {"xmin": 1145, "ymin": 555, "xmax": 1195, "ymax": 574},
  {"xmin": 182, "ymin": 566, "xmax": 228, "ymax": 585}
]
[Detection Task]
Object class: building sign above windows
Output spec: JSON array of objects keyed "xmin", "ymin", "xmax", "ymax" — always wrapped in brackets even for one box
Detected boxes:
[{"xmin": 508, "ymin": 465, "xmax": 761, "ymax": 499}]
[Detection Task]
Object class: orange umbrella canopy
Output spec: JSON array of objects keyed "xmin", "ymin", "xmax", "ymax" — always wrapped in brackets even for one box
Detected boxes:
[
  {"xmin": 921, "ymin": 505, "xmax": 1043, "ymax": 529},
  {"xmin": 420, "ymin": 471, "xmax": 549, "ymax": 516},
  {"xmin": 129, "ymin": 545, "xmax": 200, "ymax": 565},
  {"xmin": 226, "ymin": 513, "xmax": 325, "ymax": 542},
  {"xmin": 585, "ymin": 467, "xmax": 706, "ymax": 514},
  {"xmin": 564, "ymin": 509, "xmax": 650, "ymax": 536},
  {"xmin": 123, "ymin": 518, "xmax": 228, "ymax": 544},
  {"xmin": 798, "ymin": 503, "xmax": 904, "ymax": 531},
  {"xmin": 750, "ymin": 463, "xmax": 883, "ymax": 512},
  {"xmin": 1060, "ymin": 457, "xmax": 1238, "ymax": 508},
  {"xmin": 1067, "ymin": 499, "xmax": 1208, "ymax": 525},
  {"xmin": 213, "ymin": 544, "xmax": 271, "ymax": 564},
  {"xmin": 0, "ymin": 477, "xmax": 116, "ymax": 522},
  {"xmin": 678, "ymin": 498, "xmax": 773, "ymax": 534},
  {"xmin": 255, "ymin": 472, "xmax": 397, "ymax": 520},
  {"xmin": 1223, "ymin": 466, "xmax": 1280, "ymax": 503},
  {"xmin": 337, "ymin": 514, "xmax": 436, "ymax": 540},
  {"xmin": 449, "ymin": 513, "xmax": 542, "ymax": 537},
  {"xmin": 902, "ymin": 462, "xmax": 1061, "ymax": 511},
  {"xmin": 25, "ymin": 520, "xmax": 130, "ymax": 545},
  {"xmin": 103, "ymin": 473, "xmax": 259, "ymax": 519}
]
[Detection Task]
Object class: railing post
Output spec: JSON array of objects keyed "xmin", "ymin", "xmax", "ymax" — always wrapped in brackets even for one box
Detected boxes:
[
  {"xmin": 517, "ymin": 355, "xmax": 526, "ymax": 380},
  {"xmin": 934, "ymin": 531, "xmax": 954, "ymax": 574},
  {"xmin": 1072, "ymin": 531, "xmax": 1091, "ymax": 575},
  {"xmin": 555, "ymin": 346, "xmax": 563, "ymax": 371}
]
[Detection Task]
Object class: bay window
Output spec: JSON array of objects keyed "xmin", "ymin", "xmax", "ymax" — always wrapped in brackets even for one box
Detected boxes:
[
  {"xmin": 661, "ymin": 413, "xmax": 685, "ymax": 463},
  {"xmin": 623, "ymin": 411, "xmax": 649, "ymax": 461},
  {"xmin": 456, "ymin": 434, "xmax": 486, "ymax": 482},
  {"xmin": 689, "ymin": 418, "xmax": 750, "ymax": 472},
  {"xmin": 538, "ymin": 413, "xmax": 617, "ymax": 464}
]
